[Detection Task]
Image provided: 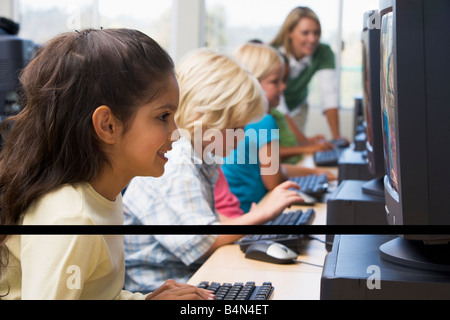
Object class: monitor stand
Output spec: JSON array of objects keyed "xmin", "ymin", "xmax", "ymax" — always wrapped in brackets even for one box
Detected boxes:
[
  {"xmin": 325, "ymin": 180, "xmax": 387, "ymax": 250},
  {"xmin": 320, "ymin": 235, "xmax": 450, "ymax": 299},
  {"xmin": 379, "ymin": 237, "xmax": 450, "ymax": 273},
  {"xmin": 337, "ymin": 147, "xmax": 377, "ymax": 183},
  {"xmin": 361, "ymin": 177, "xmax": 384, "ymax": 197}
]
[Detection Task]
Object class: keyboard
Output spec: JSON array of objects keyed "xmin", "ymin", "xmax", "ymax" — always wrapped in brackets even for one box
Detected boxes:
[
  {"xmin": 314, "ymin": 148, "xmax": 340, "ymax": 166},
  {"xmin": 289, "ymin": 173, "xmax": 328, "ymax": 200},
  {"xmin": 238, "ymin": 208, "xmax": 315, "ymax": 253},
  {"xmin": 331, "ymin": 138, "xmax": 349, "ymax": 149},
  {"xmin": 197, "ymin": 281, "xmax": 274, "ymax": 300}
]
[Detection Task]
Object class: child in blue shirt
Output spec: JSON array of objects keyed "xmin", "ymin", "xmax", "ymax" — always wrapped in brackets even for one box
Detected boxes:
[{"xmin": 222, "ymin": 42, "xmax": 336, "ymax": 212}]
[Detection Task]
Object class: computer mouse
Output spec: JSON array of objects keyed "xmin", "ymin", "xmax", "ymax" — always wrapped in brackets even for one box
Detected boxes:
[
  {"xmin": 296, "ymin": 191, "xmax": 317, "ymax": 206},
  {"xmin": 245, "ymin": 240, "xmax": 297, "ymax": 264}
]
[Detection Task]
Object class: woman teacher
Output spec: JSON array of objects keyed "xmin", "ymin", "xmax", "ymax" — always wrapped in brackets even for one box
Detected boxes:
[{"xmin": 271, "ymin": 6, "xmax": 345, "ymax": 142}]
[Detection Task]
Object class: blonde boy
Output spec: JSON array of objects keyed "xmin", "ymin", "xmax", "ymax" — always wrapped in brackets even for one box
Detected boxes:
[{"xmin": 122, "ymin": 49, "xmax": 303, "ymax": 293}]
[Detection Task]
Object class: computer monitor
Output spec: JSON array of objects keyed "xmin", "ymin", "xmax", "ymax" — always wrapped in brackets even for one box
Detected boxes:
[
  {"xmin": 0, "ymin": 34, "xmax": 35, "ymax": 116},
  {"xmin": 378, "ymin": 0, "xmax": 450, "ymax": 268},
  {"xmin": 320, "ymin": 3, "xmax": 450, "ymax": 298},
  {"xmin": 360, "ymin": 10, "xmax": 384, "ymax": 197}
]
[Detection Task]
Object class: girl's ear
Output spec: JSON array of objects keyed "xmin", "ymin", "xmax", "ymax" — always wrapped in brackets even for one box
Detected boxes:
[{"xmin": 92, "ymin": 105, "xmax": 120, "ymax": 145}]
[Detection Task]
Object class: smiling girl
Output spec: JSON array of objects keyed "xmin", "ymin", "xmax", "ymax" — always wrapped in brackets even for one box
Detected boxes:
[{"xmin": 0, "ymin": 28, "xmax": 212, "ymax": 300}]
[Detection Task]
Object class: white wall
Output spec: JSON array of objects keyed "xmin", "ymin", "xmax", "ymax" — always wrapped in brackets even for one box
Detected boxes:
[
  {"xmin": 170, "ymin": 0, "xmax": 206, "ymax": 64},
  {"xmin": 0, "ymin": 0, "xmax": 18, "ymax": 21},
  {"xmin": 305, "ymin": 108, "xmax": 354, "ymax": 140}
]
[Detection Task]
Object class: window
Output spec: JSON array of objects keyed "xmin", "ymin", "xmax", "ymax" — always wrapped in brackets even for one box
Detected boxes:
[
  {"xmin": 340, "ymin": 0, "xmax": 379, "ymax": 108},
  {"xmin": 97, "ymin": 0, "xmax": 171, "ymax": 49},
  {"xmin": 17, "ymin": 0, "xmax": 172, "ymax": 49},
  {"xmin": 205, "ymin": 0, "xmax": 339, "ymax": 53},
  {"xmin": 205, "ymin": 0, "xmax": 340, "ymax": 110},
  {"xmin": 206, "ymin": 0, "xmax": 380, "ymax": 109},
  {"xmin": 15, "ymin": 0, "xmax": 380, "ymax": 110}
]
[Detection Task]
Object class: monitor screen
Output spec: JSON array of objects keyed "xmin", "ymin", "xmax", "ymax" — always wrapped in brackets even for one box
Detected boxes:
[
  {"xmin": 380, "ymin": 11, "xmax": 399, "ymax": 195},
  {"xmin": 362, "ymin": 10, "xmax": 384, "ymax": 181},
  {"xmin": 362, "ymin": 35, "xmax": 372, "ymax": 150}
]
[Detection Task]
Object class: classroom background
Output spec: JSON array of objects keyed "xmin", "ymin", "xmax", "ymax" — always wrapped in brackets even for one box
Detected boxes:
[{"xmin": 1, "ymin": 0, "xmax": 380, "ymax": 141}]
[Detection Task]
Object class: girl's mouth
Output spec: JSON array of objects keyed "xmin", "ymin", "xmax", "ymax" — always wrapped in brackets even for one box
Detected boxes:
[{"xmin": 158, "ymin": 149, "xmax": 171, "ymax": 161}]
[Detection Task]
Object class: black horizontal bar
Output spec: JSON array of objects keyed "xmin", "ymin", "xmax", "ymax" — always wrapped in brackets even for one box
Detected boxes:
[{"xmin": 0, "ymin": 225, "xmax": 448, "ymax": 235}]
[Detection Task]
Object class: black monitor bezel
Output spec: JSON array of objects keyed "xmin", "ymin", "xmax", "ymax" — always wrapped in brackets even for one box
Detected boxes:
[
  {"xmin": 361, "ymin": 10, "xmax": 384, "ymax": 177},
  {"xmin": 379, "ymin": 0, "xmax": 450, "ymax": 243}
]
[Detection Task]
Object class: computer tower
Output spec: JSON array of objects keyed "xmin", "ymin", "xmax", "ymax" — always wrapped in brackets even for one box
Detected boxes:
[
  {"xmin": 337, "ymin": 147, "xmax": 378, "ymax": 183},
  {"xmin": 325, "ymin": 180, "xmax": 387, "ymax": 249},
  {"xmin": 320, "ymin": 235, "xmax": 450, "ymax": 299}
]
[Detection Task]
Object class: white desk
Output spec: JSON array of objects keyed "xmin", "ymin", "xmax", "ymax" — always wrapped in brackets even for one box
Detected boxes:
[
  {"xmin": 188, "ymin": 203, "xmax": 329, "ymax": 300},
  {"xmin": 188, "ymin": 155, "xmax": 337, "ymax": 300}
]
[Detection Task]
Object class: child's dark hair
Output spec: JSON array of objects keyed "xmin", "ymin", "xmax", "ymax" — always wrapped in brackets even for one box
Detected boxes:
[{"xmin": 0, "ymin": 28, "xmax": 174, "ymax": 276}]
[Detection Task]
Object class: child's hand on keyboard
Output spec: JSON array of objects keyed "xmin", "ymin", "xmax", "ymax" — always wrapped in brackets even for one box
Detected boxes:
[
  {"xmin": 308, "ymin": 139, "xmax": 335, "ymax": 152},
  {"xmin": 146, "ymin": 279, "xmax": 215, "ymax": 300},
  {"xmin": 249, "ymin": 180, "xmax": 304, "ymax": 223}
]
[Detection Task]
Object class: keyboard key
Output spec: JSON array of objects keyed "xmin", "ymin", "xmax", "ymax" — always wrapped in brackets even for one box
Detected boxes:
[
  {"xmin": 289, "ymin": 174, "xmax": 328, "ymax": 200},
  {"xmin": 314, "ymin": 149, "xmax": 340, "ymax": 166},
  {"xmin": 197, "ymin": 281, "xmax": 273, "ymax": 300}
]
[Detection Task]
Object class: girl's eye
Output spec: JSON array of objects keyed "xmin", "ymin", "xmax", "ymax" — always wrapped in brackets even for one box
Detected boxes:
[{"xmin": 158, "ymin": 113, "xmax": 171, "ymax": 121}]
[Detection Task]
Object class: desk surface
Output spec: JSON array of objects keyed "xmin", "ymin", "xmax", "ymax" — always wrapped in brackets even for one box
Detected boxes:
[
  {"xmin": 188, "ymin": 156, "xmax": 337, "ymax": 300},
  {"xmin": 188, "ymin": 208, "xmax": 328, "ymax": 300}
]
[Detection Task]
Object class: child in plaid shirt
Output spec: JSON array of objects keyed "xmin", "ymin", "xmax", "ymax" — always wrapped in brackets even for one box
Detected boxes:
[{"xmin": 122, "ymin": 49, "xmax": 303, "ymax": 293}]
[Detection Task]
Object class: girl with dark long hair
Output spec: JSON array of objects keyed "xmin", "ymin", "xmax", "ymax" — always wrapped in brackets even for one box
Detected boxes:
[{"xmin": 0, "ymin": 28, "xmax": 213, "ymax": 300}]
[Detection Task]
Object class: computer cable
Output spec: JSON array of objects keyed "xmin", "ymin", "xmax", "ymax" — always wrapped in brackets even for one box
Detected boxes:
[
  {"xmin": 307, "ymin": 235, "xmax": 334, "ymax": 247},
  {"xmin": 293, "ymin": 259, "xmax": 323, "ymax": 268}
]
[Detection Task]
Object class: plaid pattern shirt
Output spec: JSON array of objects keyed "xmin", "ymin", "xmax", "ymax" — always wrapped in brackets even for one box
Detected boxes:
[{"xmin": 122, "ymin": 137, "xmax": 220, "ymax": 293}]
